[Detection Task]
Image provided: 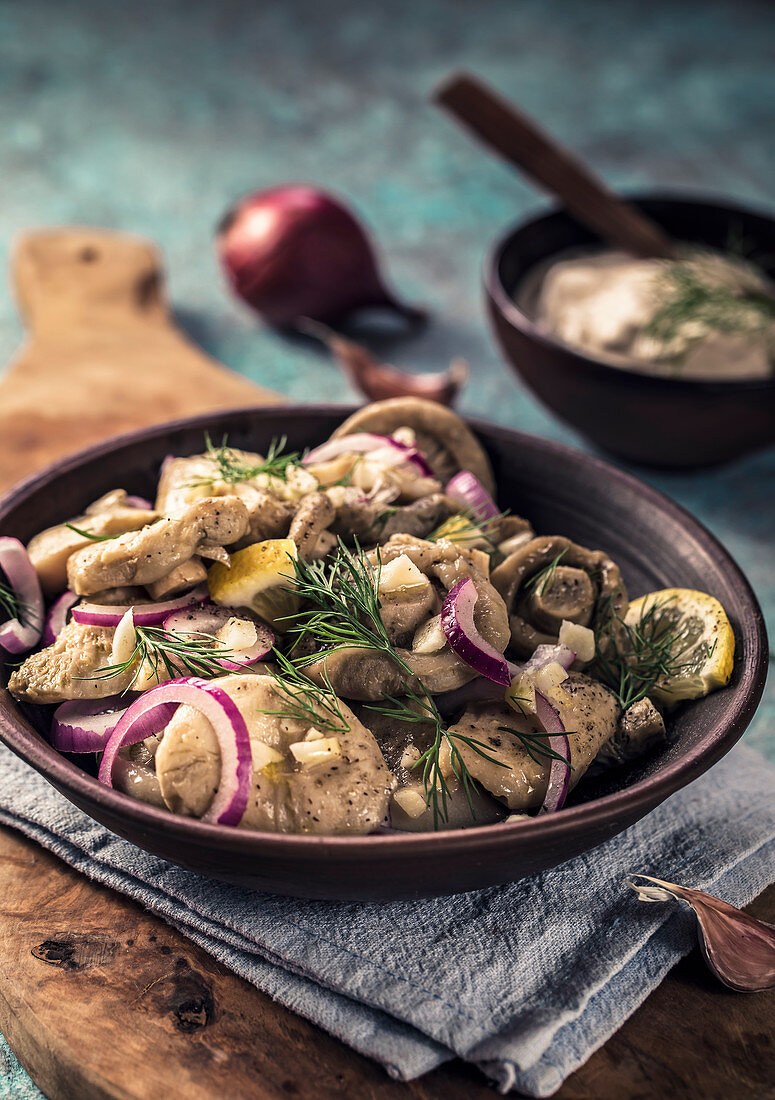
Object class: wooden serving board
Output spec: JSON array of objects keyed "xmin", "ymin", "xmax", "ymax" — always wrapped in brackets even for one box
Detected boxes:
[{"xmin": 0, "ymin": 229, "xmax": 772, "ymax": 1100}]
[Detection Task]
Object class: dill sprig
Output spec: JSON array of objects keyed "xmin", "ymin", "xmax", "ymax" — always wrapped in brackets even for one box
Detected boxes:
[
  {"xmin": 594, "ymin": 594, "xmax": 715, "ymax": 710},
  {"xmin": 64, "ymin": 524, "xmax": 121, "ymax": 542},
  {"xmin": 0, "ymin": 580, "xmax": 28, "ymax": 625},
  {"xmin": 260, "ymin": 650, "xmax": 350, "ymax": 734},
  {"xmin": 84, "ymin": 625, "xmax": 238, "ymax": 691},
  {"xmin": 526, "ymin": 548, "xmax": 568, "ymax": 597},
  {"xmin": 366, "ymin": 688, "xmax": 508, "ymax": 827},
  {"xmin": 190, "ymin": 433, "xmax": 303, "ymax": 486},
  {"xmin": 645, "ymin": 252, "xmax": 775, "ymax": 358},
  {"xmin": 429, "ymin": 508, "xmax": 509, "ymax": 554},
  {"xmin": 273, "ymin": 539, "xmax": 507, "ymax": 825},
  {"xmin": 280, "ymin": 540, "xmax": 414, "ymax": 676},
  {"xmin": 497, "ymin": 725, "xmax": 573, "ymax": 769}
]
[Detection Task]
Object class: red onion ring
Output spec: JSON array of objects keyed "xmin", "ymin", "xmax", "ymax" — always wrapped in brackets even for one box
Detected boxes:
[
  {"xmin": 303, "ymin": 432, "xmax": 433, "ymax": 477},
  {"xmin": 98, "ymin": 677, "xmax": 252, "ymax": 826},
  {"xmin": 0, "ymin": 537, "xmax": 44, "ymax": 654},
  {"xmin": 51, "ymin": 697, "xmax": 131, "ymax": 753},
  {"xmin": 446, "ymin": 471, "xmax": 500, "ymax": 521},
  {"xmin": 441, "ymin": 577, "xmax": 511, "ymax": 686},
  {"xmin": 124, "ymin": 495, "xmax": 154, "ymax": 510},
  {"xmin": 162, "ymin": 604, "xmax": 274, "ymax": 669},
  {"xmin": 534, "ymin": 690, "xmax": 571, "ymax": 814},
  {"xmin": 43, "ymin": 591, "xmax": 79, "ymax": 646},
  {"xmin": 72, "ymin": 585, "xmax": 209, "ymax": 628}
]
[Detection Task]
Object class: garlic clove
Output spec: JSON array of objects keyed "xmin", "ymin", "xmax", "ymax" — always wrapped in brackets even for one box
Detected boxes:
[
  {"xmin": 302, "ymin": 321, "xmax": 466, "ymax": 407},
  {"xmin": 629, "ymin": 874, "xmax": 775, "ymax": 992}
]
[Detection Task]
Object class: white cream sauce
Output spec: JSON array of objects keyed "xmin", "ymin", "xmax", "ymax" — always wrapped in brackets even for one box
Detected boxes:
[{"xmin": 519, "ymin": 249, "xmax": 774, "ymax": 380}]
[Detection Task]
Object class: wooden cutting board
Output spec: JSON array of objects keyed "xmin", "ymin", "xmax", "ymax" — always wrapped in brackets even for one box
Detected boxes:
[{"xmin": 0, "ymin": 228, "xmax": 772, "ymax": 1100}]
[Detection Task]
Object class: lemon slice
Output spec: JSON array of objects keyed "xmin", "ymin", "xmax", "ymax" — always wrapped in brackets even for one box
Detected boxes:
[
  {"xmin": 208, "ymin": 539, "xmax": 300, "ymax": 628},
  {"xmin": 624, "ymin": 588, "xmax": 735, "ymax": 707},
  {"xmin": 432, "ymin": 514, "xmax": 489, "ymax": 549}
]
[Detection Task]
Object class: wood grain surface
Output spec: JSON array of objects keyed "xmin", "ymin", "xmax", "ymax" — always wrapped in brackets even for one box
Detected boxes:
[{"xmin": 0, "ymin": 228, "xmax": 772, "ymax": 1099}]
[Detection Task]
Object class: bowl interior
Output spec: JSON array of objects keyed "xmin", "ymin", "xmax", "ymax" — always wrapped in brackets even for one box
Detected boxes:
[
  {"xmin": 0, "ymin": 407, "xmax": 767, "ymax": 898},
  {"xmin": 492, "ymin": 193, "xmax": 775, "ymax": 359}
]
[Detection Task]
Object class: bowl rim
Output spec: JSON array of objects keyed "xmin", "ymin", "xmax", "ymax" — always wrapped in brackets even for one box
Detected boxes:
[
  {"xmin": 0, "ymin": 403, "xmax": 768, "ymax": 859},
  {"xmin": 484, "ymin": 188, "xmax": 775, "ymax": 393}
]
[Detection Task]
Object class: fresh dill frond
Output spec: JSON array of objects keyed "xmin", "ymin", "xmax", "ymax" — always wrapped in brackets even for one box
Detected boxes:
[
  {"xmin": 496, "ymin": 725, "xmax": 573, "ymax": 769},
  {"xmin": 280, "ymin": 539, "xmax": 414, "ymax": 676},
  {"xmin": 367, "ymin": 688, "xmax": 508, "ymax": 826},
  {"xmin": 189, "ymin": 433, "xmax": 304, "ymax": 486},
  {"xmin": 0, "ymin": 580, "xmax": 28, "ymax": 625},
  {"xmin": 428, "ymin": 508, "xmax": 509, "ymax": 555},
  {"xmin": 645, "ymin": 252, "xmax": 775, "ymax": 358},
  {"xmin": 594, "ymin": 594, "xmax": 714, "ymax": 710},
  {"xmin": 64, "ymin": 524, "xmax": 121, "ymax": 542},
  {"xmin": 526, "ymin": 548, "xmax": 568, "ymax": 597},
  {"xmin": 260, "ymin": 649, "xmax": 350, "ymax": 734},
  {"xmin": 83, "ymin": 625, "xmax": 238, "ymax": 691}
]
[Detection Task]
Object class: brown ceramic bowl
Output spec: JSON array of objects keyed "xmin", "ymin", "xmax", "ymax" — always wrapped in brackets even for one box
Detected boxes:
[
  {"xmin": 0, "ymin": 406, "xmax": 768, "ymax": 899},
  {"xmin": 485, "ymin": 193, "xmax": 775, "ymax": 468}
]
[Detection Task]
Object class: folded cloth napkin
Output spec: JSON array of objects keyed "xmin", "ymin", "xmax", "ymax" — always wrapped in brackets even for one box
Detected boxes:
[{"xmin": 1, "ymin": 740, "xmax": 773, "ymax": 1098}]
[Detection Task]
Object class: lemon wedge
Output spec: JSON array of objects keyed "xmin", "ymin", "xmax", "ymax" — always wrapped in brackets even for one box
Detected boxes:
[
  {"xmin": 208, "ymin": 539, "xmax": 299, "ymax": 628},
  {"xmin": 432, "ymin": 514, "xmax": 489, "ymax": 549},
  {"xmin": 624, "ymin": 588, "xmax": 735, "ymax": 707}
]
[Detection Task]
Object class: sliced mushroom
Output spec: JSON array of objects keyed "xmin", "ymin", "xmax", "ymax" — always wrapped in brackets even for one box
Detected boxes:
[
  {"xmin": 27, "ymin": 489, "xmax": 158, "ymax": 597},
  {"xmin": 67, "ymin": 497, "xmax": 249, "ymax": 596},
  {"xmin": 303, "ymin": 535, "xmax": 510, "ymax": 700},
  {"xmin": 8, "ymin": 618, "xmax": 133, "ymax": 703},
  {"xmin": 441, "ymin": 672, "xmax": 619, "ymax": 811},
  {"xmin": 145, "ymin": 558, "xmax": 207, "ymax": 600},
  {"xmin": 153, "ymin": 674, "xmax": 394, "ymax": 835},
  {"xmin": 331, "ymin": 397, "xmax": 495, "ymax": 494},
  {"xmin": 491, "ymin": 535, "xmax": 628, "ymax": 658},
  {"xmin": 593, "ymin": 697, "xmax": 667, "ymax": 770},
  {"xmin": 327, "ymin": 487, "xmax": 455, "ymax": 546},
  {"xmin": 288, "ymin": 492, "xmax": 335, "ymax": 561}
]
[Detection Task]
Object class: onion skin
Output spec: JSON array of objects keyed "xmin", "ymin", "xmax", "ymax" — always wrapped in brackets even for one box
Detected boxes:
[
  {"xmin": 51, "ymin": 697, "xmax": 130, "ymax": 753},
  {"xmin": 43, "ymin": 590, "xmax": 78, "ymax": 646},
  {"xmin": 441, "ymin": 577, "xmax": 511, "ymax": 686},
  {"xmin": 217, "ymin": 184, "xmax": 423, "ymax": 329},
  {"xmin": 446, "ymin": 471, "xmax": 499, "ymax": 520},
  {"xmin": 98, "ymin": 677, "xmax": 253, "ymax": 827},
  {"xmin": 72, "ymin": 585, "xmax": 209, "ymax": 629},
  {"xmin": 534, "ymin": 690, "xmax": 571, "ymax": 813},
  {"xmin": 0, "ymin": 537, "xmax": 44, "ymax": 654}
]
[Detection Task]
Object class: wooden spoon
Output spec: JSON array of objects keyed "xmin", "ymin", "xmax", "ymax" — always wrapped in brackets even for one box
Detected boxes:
[{"xmin": 435, "ymin": 71, "xmax": 676, "ymax": 260}]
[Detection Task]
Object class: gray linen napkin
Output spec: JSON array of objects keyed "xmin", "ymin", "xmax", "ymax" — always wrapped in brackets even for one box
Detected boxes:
[{"xmin": 0, "ymin": 739, "xmax": 773, "ymax": 1098}]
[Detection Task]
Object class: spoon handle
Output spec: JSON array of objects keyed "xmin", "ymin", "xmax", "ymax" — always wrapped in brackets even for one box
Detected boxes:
[{"xmin": 435, "ymin": 71, "xmax": 676, "ymax": 260}]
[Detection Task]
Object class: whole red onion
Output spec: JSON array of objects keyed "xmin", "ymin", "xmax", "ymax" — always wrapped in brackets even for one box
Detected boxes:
[{"xmin": 216, "ymin": 184, "xmax": 424, "ymax": 329}]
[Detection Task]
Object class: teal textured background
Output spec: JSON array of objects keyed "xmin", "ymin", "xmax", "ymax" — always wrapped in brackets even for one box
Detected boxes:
[{"xmin": 0, "ymin": 0, "xmax": 773, "ymax": 1094}]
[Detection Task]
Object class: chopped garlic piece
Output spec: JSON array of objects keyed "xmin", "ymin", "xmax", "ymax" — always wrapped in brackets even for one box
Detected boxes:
[
  {"xmin": 391, "ymin": 427, "xmax": 416, "ymax": 447},
  {"xmin": 498, "ymin": 530, "xmax": 534, "ymax": 556},
  {"xmin": 559, "ymin": 619, "xmax": 596, "ymax": 663},
  {"xmin": 412, "ymin": 614, "xmax": 446, "ymax": 654},
  {"xmin": 506, "ymin": 674, "xmax": 536, "ymax": 714},
  {"xmin": 400, "ymin": 744, "xmax": 421, "ymax": 769},
  {"xmin": 533, "ymin": 661, "xmax": 569, "ymax": 695},
  {"xmin": 219, "ymin": 617, "xmax": 259, "ymax": 652},
  {"xmin": 252, "ymin": 740, "xmax": 284, "ymax": 772},
  {"xmin": 378, "ymin": 554, "xmax": 429, "ymax": 594},
  {"xmin": 392, "ymin": 787, "xmax": 428, "ymax": 818},
  {"xmin": 304, "ymin": 726, "xmax": 325, "ymax": 742},
  {"xmin": 111, "ymin": 609, "xmax": 136, "ymax": 666},
  {"xmin": 505, "ymin": 813, "xmax": 530, "ymax": 822},
  {"xmin": 289, "ymin": 737, "xmax": 342, "ymax": 766}
]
